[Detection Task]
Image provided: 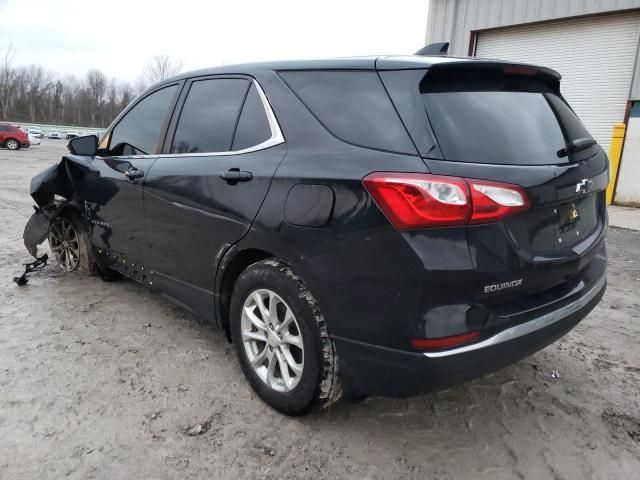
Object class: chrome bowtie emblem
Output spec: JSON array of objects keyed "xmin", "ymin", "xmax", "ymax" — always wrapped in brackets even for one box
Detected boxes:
[{"xmin": 575, "ymin": 179, "xmax": 592, "ymax": 194}]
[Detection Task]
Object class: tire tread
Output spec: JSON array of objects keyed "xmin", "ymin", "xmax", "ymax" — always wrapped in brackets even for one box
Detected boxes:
[{"xmin": 230, "ymin": 258, "xmax": 342, "ymax": 414}]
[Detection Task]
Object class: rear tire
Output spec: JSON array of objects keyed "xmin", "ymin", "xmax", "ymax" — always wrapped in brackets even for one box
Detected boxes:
[
  {"xmin": 48, "ymin": 211, "xmax": 97, "ymax": 275},
  {"xmin": 5, "ymin": 138, "xmax": 20, "ymax": 150},
  {"xmin": 230, "ymin": 259, "xmax": 342, "ymax": 415}
]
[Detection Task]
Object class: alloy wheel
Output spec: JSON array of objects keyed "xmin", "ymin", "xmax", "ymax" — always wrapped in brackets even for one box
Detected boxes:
[
  {"xmin": 6, "ymin": 139, "xmax": 18, "ymax": 150},
  {"xmin": 241, "ymin": 289, "xmax": 304, "ymax": 392},
  {"xmin": 48, "ymin": 218, "xmax": 80, "ymax": 272}
]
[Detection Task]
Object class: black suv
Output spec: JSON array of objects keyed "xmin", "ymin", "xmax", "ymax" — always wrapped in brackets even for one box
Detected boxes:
[{"xmin": 25, "ymin": 53, "xmax": 607, "ymax": 415}]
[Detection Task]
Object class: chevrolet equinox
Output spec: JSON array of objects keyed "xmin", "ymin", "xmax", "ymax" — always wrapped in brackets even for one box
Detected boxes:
[{"xmin": 24, "ymin": 51, "xmax": 608, "ymax": 415}]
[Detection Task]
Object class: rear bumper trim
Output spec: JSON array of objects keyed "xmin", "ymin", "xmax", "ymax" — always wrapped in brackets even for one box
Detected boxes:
[{"xmin": 423, "ymin": 274, "xmax": 606, "ymax": 358}]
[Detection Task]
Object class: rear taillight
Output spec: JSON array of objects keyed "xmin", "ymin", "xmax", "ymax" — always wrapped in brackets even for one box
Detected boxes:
[
  {"xmin": 468, "ymin": 179, "xmax": 529, "ymax": 224},
  {"xmin": 363, "ymin": 172, "xmax": 529, "ymax": 230}
]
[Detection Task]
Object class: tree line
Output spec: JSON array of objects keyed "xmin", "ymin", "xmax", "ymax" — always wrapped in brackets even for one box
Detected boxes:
[{"xmin": 0, "ymin": 45, "xmax": 183, "ymax": 128}]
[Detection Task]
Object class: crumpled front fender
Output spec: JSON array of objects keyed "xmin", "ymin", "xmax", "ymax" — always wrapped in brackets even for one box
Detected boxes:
[
  {"xmin": 23, "ymin": 202, "xmax": 71, "ymax": 258},
  {"xmin": 30, "ymin": 162, "xmax": 63, "ymax": 207},
  {"xmin": 24, "ymin": 155, "xmax": 92, "ymax": 257},
  {"xmin": 23, "ymin": 209, "xmax": 50, "ymax": 258},
  {"xmin": 30, "ymin": 154, "xmax": 91, "ymax": 207}
]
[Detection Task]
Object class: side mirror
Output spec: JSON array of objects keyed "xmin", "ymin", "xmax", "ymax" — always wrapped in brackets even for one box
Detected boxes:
[{"xmin": 67, "ymin": 135, "xmax": 98, "ymax": 156}]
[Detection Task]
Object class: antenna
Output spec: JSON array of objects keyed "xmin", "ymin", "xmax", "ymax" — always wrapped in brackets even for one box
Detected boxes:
[{"xmin": 415, "ymin": 42, "xmax": 450, "ymax": 56}]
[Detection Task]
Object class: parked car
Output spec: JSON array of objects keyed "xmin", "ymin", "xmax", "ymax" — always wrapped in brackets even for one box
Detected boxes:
[
  {"xmin": 28, "ymin": 133, "xmax": 41, "ymax": 146},
  {"xmin": 23, "ymin": 52, "xmax": 608, "ymax": 415},
  {"xmin": 0, "ymin": 123, "xmax": 30, "ymax": 150},
  {"xmin": 66, "ymin": 131, "xmax": 79, "ymax": 140},
  {"xmin": 27, "ymin": 127, "xmax": 43, "ymax": 138},
  {"xmin": 48, "ymin": 129, "xmax": 61, "ymax": 139}
]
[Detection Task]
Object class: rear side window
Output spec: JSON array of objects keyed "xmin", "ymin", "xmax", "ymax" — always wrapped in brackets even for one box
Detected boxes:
[
  {"xmin": 0, "ymin": 125, "xmax": 8, "ymax": 131},
  {"xmin": 110, "ymin": 84, "xmax": 178, "ymax": 155},
  {"xmin": 172, "ymin": 78, "xmax": 249, "ymax": 154},
  {"xmin": 231, "ymin": 84, "xmax": 271, "ymax": 151},
  {"xmin": 279, "ymin": 71, "xmax": 415, "ymax": 154},
  {"xmin": 421, "ymin": 65, "xmax": 593, "ymax": 165}
]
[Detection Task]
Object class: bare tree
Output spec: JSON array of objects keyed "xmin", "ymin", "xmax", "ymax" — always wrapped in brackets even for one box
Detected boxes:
[
  {"xmin": 61, "ymin": 74, "xmax": 81, "ymax": 125},
  {"xmin": 105, "ymin": 78, "xmax": 118, "ymax": 124},
  {"xmin": 141, "ymin": 55, "xmax": 183, "ymax": 87},
  {"xmin": 0, "ymin": 43, "xmax": 17, "ymax": 116},
  {"xmin": 49, "ymin": 79, "xmax": 63, "ymax": 123},
  {"xmin": 86, "ymin": 69, "xmax": 106, "ymax": 126},
  {"xmin": 118, "ymin": 82, "xmax": 134, "ymax": 111},
  {"xmin": 0, "ymin": 47, "xmax": 167, "ymax": 128},
  {"xmin": 24, "ymin": 65, "xmax": 52, "ymax": 122},
  {"xmin": 133, "ymin": 76, "xmax": 149, "ymax": 96}
]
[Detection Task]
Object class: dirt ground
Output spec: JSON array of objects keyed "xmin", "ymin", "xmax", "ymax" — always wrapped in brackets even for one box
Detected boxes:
[{"xmin": 1, "ymin": 142, "xmax": 639, "ymax": 480}]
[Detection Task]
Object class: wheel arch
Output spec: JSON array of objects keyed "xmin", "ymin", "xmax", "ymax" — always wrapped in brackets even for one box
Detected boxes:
[
  {"xmin": 5, "ymin": 137, "xmax": 20, "ymax": 149},
  {"xmin": 216, "ymin": 247, "xmax": 274, "ymax": 341},
  {"xmin": 45, "ymin": 200, "xmax": 89, "ymax": 230}
]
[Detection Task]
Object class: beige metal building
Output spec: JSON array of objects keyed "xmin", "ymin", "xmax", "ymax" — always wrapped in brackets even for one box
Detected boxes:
[{"xmin": 426, "ymin": 0, "xmax": 640, "ymax": 205}]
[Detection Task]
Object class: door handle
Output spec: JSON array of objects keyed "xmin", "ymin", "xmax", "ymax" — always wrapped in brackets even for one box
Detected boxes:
[
  {"xmin": 124, "ymin": 167, "xmax": 144, "ymax": 180},
  {"xmin": 220, "ymin": 168, "xmax": 253, "ymax": 183}
]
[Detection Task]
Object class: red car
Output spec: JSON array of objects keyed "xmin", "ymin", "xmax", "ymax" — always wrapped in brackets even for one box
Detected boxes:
[{"xmin": 0, "ymin": 123, "xmax": 30, "ymax": 150}]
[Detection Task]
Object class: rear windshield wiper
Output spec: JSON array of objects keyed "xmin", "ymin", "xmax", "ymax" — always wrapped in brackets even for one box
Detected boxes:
[{"xmin": 557, "ymin": 137, "xmax": 596, "ymax": 158}]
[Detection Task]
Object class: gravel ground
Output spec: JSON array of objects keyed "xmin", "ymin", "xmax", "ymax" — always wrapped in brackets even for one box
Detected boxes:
[{"xmin": 1, "ymin": 142, "xmax": 639, "ymax": 480}]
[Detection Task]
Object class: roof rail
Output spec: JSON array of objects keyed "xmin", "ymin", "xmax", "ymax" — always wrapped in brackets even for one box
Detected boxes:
[{"xmin": 415, "ymin": 42, "xmax": 449, "ymax": 56}]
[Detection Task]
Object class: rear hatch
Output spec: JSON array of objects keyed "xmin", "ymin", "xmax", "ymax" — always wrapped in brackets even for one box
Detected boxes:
[{"xmin": 379, "ymin": 60, "xmax": 608, "ymax": 302}]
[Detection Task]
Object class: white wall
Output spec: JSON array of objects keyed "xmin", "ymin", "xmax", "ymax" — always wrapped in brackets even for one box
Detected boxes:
[
  {"xmin": 615, "ymin": 109, "xmax": 640, "ymax": 205},
  {"xmin": 425, "ymin": 0, "xmax": 640, "ymax": 100}
]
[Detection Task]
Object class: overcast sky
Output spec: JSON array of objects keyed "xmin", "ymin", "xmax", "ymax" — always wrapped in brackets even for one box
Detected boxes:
[{"xmin": 0, "ymin": 0, "xmax": 429, "ymax": 83}]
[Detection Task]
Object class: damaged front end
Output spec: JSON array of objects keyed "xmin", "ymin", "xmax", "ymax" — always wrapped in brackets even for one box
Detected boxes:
[{"xmin": 23, "ymin": 155, "xmax": 93, "ymax": 258}]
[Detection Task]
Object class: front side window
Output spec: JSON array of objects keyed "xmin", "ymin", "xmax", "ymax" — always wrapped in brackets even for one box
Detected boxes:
[
  {"xmin": 171, "ymin": 78, "xmax": 250, "ymax": 154},
  {"xmin": 109, "ymin": 84, "xmax": 178, "ymax": 155}
]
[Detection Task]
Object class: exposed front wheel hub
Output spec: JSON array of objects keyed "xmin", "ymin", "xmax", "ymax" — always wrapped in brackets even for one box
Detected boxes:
[{"xmin": 48, "ymin": 218, "xmax": 80, "ymax": 272}]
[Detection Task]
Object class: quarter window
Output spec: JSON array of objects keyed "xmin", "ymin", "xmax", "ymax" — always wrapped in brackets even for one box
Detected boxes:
[
  {"xmin": 109, "ymin": 84, "xmax": 178, "ymax": 155},
  {"xmin": 279, "ymin": 71, "xmax": 416, "ymax": 154},
  {"xmin": 231, "ymin": 84, "xmax": 272, "ymax": 151},
  {"xmin": 171, "ymin": 78, "xmax": 249, "ymax": 154}
]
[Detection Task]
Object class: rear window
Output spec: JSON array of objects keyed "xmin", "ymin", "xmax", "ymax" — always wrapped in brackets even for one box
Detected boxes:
[
  {"xmin": 279, "ymin": 70, "xmax": 415, "ymax": 155},
  {"xmin": 421, "ymin": 65, "xmax": 593, "ymax": 165}
]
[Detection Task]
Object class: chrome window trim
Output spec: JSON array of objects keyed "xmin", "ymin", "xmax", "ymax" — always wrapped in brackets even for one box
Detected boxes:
[
  {"xmin": 156, "ymin": 78, "xmax": 284, "ymax": 158},
  {"xmin": 423, "ymin": 274, "xmax": 606, "ymax": 359}
]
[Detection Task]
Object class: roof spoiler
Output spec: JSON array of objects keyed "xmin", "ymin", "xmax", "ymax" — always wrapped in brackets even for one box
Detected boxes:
[{"xmin": 415, "ymin": 42, "xmax": 449, "ymax": 56}]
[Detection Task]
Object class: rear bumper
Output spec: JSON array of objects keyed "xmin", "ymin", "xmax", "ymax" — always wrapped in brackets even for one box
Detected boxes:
[{"xmin": 335, "ymin": 273, "xmax": 606, "ymax": 398}]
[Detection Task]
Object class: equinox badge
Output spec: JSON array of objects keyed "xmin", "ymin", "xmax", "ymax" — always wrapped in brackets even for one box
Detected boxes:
[{"xmin": 484, "ymin": 279, "xmax": 523, "ymax": 293}]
